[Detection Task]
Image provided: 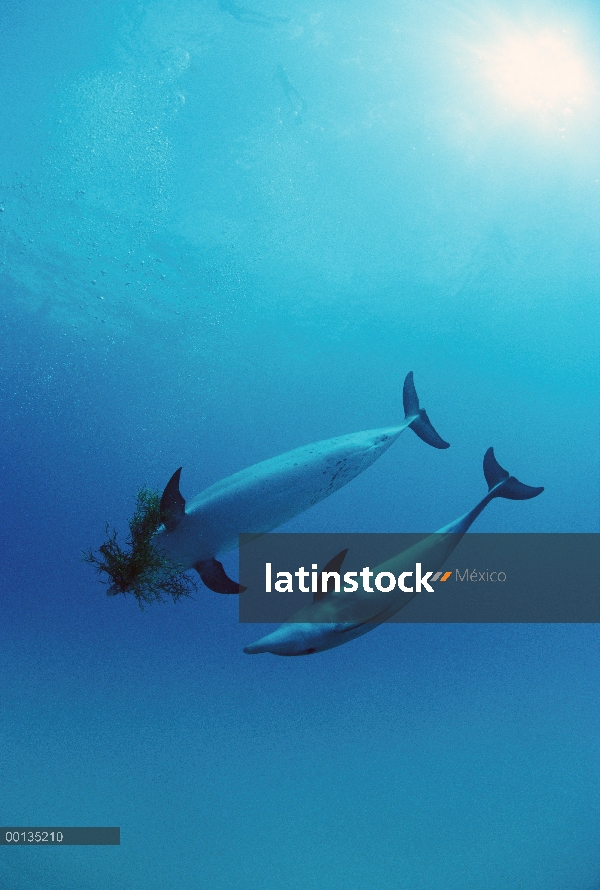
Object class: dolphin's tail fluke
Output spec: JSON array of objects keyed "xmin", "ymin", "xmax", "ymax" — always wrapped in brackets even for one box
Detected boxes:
[
  {"xmin": 483, "ymin": 447, "xmax": 544, "ymax": 500},
  {"xmin": 403, "ymin": 372, "xmax": 450, "ymax": 449}
]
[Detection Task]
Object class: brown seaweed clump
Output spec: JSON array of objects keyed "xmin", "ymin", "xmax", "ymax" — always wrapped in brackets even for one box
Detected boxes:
[{"xmin": 83, "ymin": 487, "xmax": 196, "ymax": 609}]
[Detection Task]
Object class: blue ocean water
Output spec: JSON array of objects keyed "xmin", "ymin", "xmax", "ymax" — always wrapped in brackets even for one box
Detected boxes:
[{"xmin": 0, "ymin": 0, "xmax": 599, "ymax": 887}]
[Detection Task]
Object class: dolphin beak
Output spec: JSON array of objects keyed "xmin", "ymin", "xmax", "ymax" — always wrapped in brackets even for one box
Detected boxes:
[
  {"xmin": 243, "ymin": 642, "xmax": 268, "ymax": 655},
  {"xmin": 242, "ymin": 625, "xmax": 305, "ymax": 655},
  {"xmin": 243, "ymin": 623, "xmax": 327, "ymax": 656}
]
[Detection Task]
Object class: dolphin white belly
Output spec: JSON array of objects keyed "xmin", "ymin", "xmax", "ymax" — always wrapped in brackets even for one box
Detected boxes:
[{"xmin": 153, "ymin": 372, "xmax": 449, "ymax": 593}]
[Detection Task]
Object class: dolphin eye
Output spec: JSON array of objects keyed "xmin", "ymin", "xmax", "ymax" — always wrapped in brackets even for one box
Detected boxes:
[{"xmin": 303, "ymin": 647, "xmax": 317, "ymax": 655}]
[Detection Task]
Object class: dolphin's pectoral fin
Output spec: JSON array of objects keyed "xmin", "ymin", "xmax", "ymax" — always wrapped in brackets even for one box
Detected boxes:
[
  {"xmin": 313, "ymin": 549, "xmax": 348, "ymax": 603},
  {"xmin": 160, "ymin": 467, "xmax": 186, "ymax": 531},
  {"xmin": 194, "ymin": 558, "xmax": 247, "ymax": 594},
  {"xmin": 402, "ymin": 372, "xmax": 450, "ymax": 449}
]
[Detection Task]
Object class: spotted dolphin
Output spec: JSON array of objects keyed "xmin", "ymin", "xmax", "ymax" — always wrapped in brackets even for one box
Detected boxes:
[
  {"xmin": 155, "ymin": 373, "xmax": 449, "ymax": 594},
  {"xmin": 243, "ymin": 448, "xmax": 544, "ymax": 655}
]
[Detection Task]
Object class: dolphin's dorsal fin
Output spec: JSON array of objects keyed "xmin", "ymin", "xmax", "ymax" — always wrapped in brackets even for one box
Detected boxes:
[
  {"xmin": 160, "ymin": 467, "xmax": 186, "ymax": 531},
  {"xmin": 313, "ymin": 549, "xmax": 348, "ymax": 603}
]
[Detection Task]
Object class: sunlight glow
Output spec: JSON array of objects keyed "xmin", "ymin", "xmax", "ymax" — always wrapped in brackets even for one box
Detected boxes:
[{"xmin": 480, "ymin": 29, "xmax": 592, "ymax": 116}]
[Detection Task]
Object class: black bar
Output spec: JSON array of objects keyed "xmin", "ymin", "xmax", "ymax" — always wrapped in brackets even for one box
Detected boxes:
[{"xmin": 0, "ymin": 828, "xmax": 120, "ymax": 845}]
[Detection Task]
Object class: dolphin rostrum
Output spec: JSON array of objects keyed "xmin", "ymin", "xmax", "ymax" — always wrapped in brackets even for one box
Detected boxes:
[
  {"xmin": 243, "ymin": 448, "xmax": 544, "ymax": 655},
  {"xmin": 155, "ymin": 373, "xmax": 449, "ymax": 594}
]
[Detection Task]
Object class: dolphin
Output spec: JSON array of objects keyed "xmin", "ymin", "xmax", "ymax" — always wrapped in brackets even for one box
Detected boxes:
[
  {"xmin": 275, "ymin": 64, "xmax": 306, "ymax": 122},
  {"xmin": 243, "ymin": 448, "xmax": 544, "ymax": 655},
  {"xmin": 219, "ymin": 0, "xmax": 289, "ymax": 25},
  {"xmin": 155, "ymin": 373, "xmax": 449, "ymax": 594}
]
